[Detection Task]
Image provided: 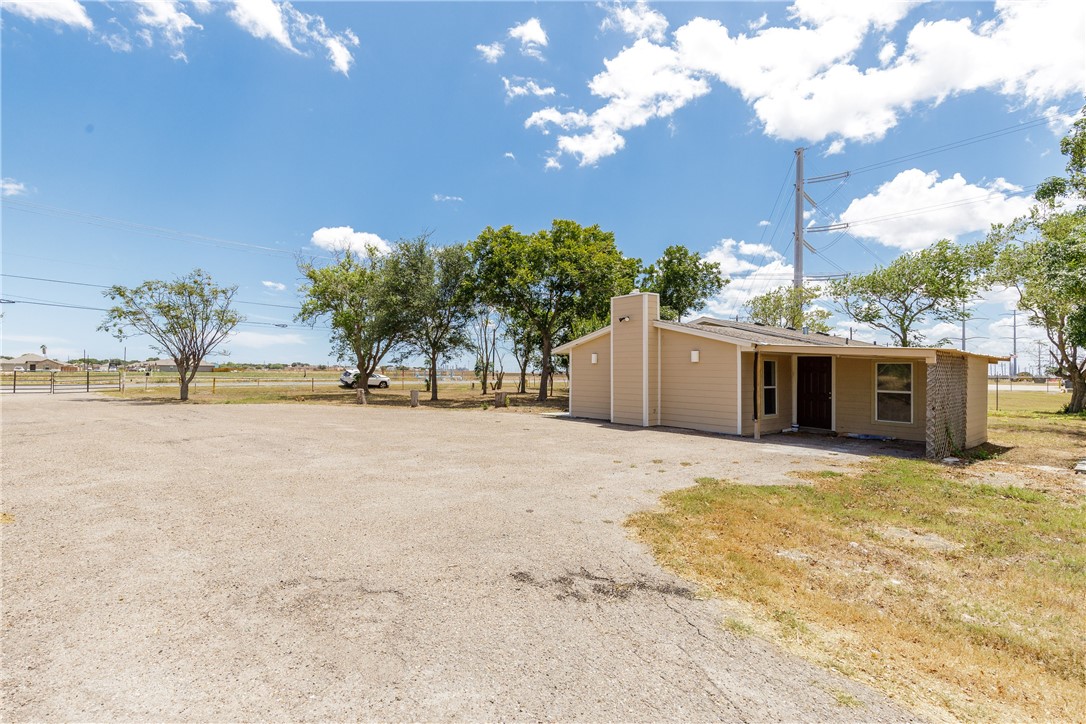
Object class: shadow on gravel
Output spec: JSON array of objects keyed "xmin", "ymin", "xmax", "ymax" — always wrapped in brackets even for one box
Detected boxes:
[
  {"xmin": 552, "ymin": 416, "xmax": 924, "ymax": 459},
  {"xmin": 511, "ymin": 568, "xmax": 695, "ymax": 603}
]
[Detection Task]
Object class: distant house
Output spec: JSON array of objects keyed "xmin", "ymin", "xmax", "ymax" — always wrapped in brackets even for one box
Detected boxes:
[
  {"xmin": 0, "ymin": 354, "xmax": 66, "ymax": 372},
  {"xmin": 553, "ymin": 292, "xmax": 1004, "ymax": 459},
  {"xmin": 147, "ymin": 358, "xmax": 215, "ymax": 373}
]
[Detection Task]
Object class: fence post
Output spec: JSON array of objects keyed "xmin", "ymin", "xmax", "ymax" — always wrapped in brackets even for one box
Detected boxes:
[
  {"xmin": 311, "ymin": 378, "xmax": 315, "ymax": 392},
  {"xmin": 51, "ymin": 372, "xmax": 55, "ymax": 394},
  {"xmin": 12, "ymin": 371, "xmax": 15, "ymax": 394},
  {"xmin": 212, "ymin": 378, "xmax": 217, "ymax": 395},
  {"xmin": 86, "ymin": 369, "xmax": 90, "ymax": 392}
]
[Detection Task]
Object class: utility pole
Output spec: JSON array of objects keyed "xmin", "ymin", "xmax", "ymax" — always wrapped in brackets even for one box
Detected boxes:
[
  {"xmin": 1035, "ymin": 340, "xmax": 1045, "ymax": 377},
  {"xmin": 1011, "ymin": 310, "xmax": 1017, "ymax": 376},
  {"xmin": 794, "ymin": 147, "xmax": 804, "ymax": 290},
  {"xmin": 793, "ymin": 147, "xmax": 850, "ymax": 291},
  {"xmin": 961, "ymin": 301, "xmax": 967, "ymax": 351}
]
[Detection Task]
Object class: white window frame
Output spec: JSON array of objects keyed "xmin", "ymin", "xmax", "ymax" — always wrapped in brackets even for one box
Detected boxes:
[
  {"xmin": 875, "ymin": 362, "xmax": 913, "ymax": 424},
  {"xmin": 762, "ymin": 359, "xmax": 778, "ymax": 418}
]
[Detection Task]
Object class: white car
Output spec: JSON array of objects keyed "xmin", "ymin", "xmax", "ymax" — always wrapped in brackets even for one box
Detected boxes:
[{"xmin": 339, "ymin": 369, "xmax": 390, "ymax": 388}]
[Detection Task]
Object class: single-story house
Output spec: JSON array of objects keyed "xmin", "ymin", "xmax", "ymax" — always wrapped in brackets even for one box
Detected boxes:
[
  {"xmin": 553, "ymin": 292, "xmax": 1004, "ymax": 459},
  {"xmin": 0, "ymin": 354, "xmax": 66, "ymax": 372},
  {"xmin": 146, "ymin": 358, "xmax": 215, "ymax": 373}
]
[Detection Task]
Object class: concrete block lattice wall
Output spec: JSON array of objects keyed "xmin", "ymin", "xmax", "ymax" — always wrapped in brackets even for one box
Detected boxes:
[{"xmin": 925, "ymin": 352, "xmax": 968, "ymax": 459}]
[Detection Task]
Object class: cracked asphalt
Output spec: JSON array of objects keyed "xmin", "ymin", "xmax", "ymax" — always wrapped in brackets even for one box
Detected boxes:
[{"xmin": 1, "ymin": 393, "xmax": 920, "ymax": 721}]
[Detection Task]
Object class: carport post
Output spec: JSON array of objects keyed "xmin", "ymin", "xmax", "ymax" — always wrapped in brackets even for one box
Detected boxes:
[{"xmin": 753, "ymin": 349, "xmax": 761, "ymax": 440}]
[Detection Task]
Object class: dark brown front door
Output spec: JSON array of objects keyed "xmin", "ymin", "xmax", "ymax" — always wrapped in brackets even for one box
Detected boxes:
[{"xmin": 797, "ymin": 356, "xmax": 832, "ymax": 429}]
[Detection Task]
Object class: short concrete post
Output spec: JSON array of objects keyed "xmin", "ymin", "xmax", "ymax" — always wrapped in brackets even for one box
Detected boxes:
[{"xmin": 410, "ymin": 389, "xmax": 419, "ymax": 407}]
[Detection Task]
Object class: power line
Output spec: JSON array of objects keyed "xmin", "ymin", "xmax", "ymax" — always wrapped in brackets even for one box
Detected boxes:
[
  {"xmin": 840, "ymin": 183, "xmax": 1040, "ymax": 228},
  {"xmin": 847, "ymin": 114, "xmax": 1059, "ymax": 176},
  {"xmin": 0, "ymin": 294, "xmax": 323, "ymax": 330},
  {"xmin": 1, "ymin": 198, "xmax": 334, "ymax": 261},
  {"xmin": 0, "ymin": 273, "xmax": 302, "ymax": 310}
]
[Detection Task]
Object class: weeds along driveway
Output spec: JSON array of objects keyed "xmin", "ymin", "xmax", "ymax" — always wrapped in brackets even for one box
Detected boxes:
[{"xmin": 1, "ymin": 394, "xmax": 918, "ymax": 722}]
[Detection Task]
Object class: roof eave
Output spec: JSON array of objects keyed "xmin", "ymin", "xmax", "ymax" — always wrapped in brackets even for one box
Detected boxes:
[{"xmin": 652, "ymin": 320, "xmax": 755, "ymax": 348}]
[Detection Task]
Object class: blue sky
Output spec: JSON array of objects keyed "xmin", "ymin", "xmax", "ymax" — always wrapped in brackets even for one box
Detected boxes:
[{"xmin": 2, "ymin": 1, "xmax": 1083, "ymax": 370}]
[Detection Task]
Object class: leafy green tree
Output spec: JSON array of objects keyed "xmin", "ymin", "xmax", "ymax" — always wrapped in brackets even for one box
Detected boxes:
[
  {"xmin": 990, "ymin": 108, "xmax": 1086, "ymax": 412},
  {"xmin": 990, "ymin": 213, "xmax": 1085, "ymax": 411},
  {"xmin": 99, "ymin": 269, "xmax": 242, "ymax": 401},
  {"xmin": 828, "ymin": 239, "xmax": 997, "ymax": 347},
  {"xmin": 296, "ymin": 248, "xmax": 406, "ymax": 402},
  {"xmin": 471, "ymin": 219, "xmax": 639, "ymax": 401},
  {"xmin": 744, "ymin": 285, "xmax": 832, "ymax": 333},
  {"xmin": 387, "ymin": 237, "xmax": 475, "ymax": 401},
  {"xmin": 639, "ymin": 244, "xmax": 725, "ymax": 321}
]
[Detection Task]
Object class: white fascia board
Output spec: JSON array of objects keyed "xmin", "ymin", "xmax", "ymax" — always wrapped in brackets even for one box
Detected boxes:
[
  {"xmin": 552, "ymin": 326, "xmax": 611, "ymax": 355},
  {"xmin": 652, "ymin": 320, "xmax": 754, "ymax": 348}
]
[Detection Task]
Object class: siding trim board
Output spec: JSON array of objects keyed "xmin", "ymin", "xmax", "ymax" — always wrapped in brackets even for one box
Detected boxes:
[
  {"xmin": 831, "ymin": 355, "xmax": 837, "ymax": 431},
  {"xmin": 735, "ymin": 346, "xmax": 743, "ymax": 435},
  {"xmin": 642, "ymin": 293, "xmax": 649, "ymax": 427}
]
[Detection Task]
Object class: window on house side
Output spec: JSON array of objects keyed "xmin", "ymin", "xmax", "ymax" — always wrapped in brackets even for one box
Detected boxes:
[
  {"xmin": 763, "ymin": 359, "xmax": 777, "ymax": 416},
  {"xmin": 876, "ymin": 362, "xmax": 912, "ymax": 423}
]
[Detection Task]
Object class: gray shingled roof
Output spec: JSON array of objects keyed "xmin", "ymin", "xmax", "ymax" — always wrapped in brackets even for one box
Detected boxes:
[{"xmin": 675, "ymin": 317, "xmax": 874, "ymax": 347}]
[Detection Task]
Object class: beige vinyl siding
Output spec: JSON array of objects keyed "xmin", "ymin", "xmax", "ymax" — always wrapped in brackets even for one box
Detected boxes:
[
  {"xmin": 570, "ymin": 335, "xmax": 611, "ymax": 420},
  {"xmin": 835, "ymin": 357, "xmax": 928, "ymax": 441},
  {"xmin": 739, "ymin": 353, "xmax": 792, "ymax": 435},
  {"xmin": 965, "ymin": 355, "xmax": 988, "ymax": 448},
  {"xmin": 611, "ymin": 295, "xmax": 646, "ymax": 426},
  {"xmin": 659, "ymin": 330, "xmax": 738, "ymax": 434}
]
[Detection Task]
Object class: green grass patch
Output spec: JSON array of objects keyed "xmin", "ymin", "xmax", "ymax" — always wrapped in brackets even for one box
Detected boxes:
[{"xmin": 628, "ymin": 454, "xmax": 1085, "ymax": 721}]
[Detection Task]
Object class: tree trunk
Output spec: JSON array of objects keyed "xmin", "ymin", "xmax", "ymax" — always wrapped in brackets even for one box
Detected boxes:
[
  {"xmin": 356, "ymin": 371, "xmax": 370, "ymax": 404},
  {"xmin": 518, "ymin": 358, "xmax": 528, "ymax": 394},
  {"xmin": 1068, "ymin": 370, "xmax": 1085, "ymax": 413},
  {"xmin": 538, "ymin": 336, "xmax": 551, "ymax": 402},
  {"xmin": 178, "ymin": 365, "xmax": 197, "ymax": 401},
  {"xmin": 430, "ymin": 356, "xmax": 438, "ymax": 402}
]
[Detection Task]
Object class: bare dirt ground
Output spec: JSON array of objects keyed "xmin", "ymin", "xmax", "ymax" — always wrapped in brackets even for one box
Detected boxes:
[{"xmin": 1, "ymin": 393, "xmax": 920, "ymax": 721}]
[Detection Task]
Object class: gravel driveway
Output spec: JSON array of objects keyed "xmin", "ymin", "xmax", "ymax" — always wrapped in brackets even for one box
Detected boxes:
[{"xmin": 1, "ymin": 394, "xmax": 918, "ymax": 721}]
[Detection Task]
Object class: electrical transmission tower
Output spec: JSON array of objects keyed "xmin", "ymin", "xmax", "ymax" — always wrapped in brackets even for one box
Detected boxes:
[{"xmin": 793, "ymin": 147, "xmax": 849, "ymax": 289}]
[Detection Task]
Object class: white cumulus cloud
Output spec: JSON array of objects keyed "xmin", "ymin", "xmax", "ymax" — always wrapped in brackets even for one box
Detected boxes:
[
  {"xmin": 261, "ymin": 280, "xmax": 286, "ymax": 291},
  {"xmin": 229, "ymin": 0, "xmax": 295, "ymax": 50},
  {"xmin": 529, "ymin": 0, "xmax": 1085, "ymax": 166},
  {"xmin": 433, "ymin": 194, "xmax": 463, "ymax": 202},
  {"xmin": 503, "ymin": 151, "xmax": 517, "ymax": 161},
  {"xmin": 311, "ymin": 226, "xmax": 390, "ymax": 255},
  {"xmin": 600, "ymin": 1, "xmax": 669, "ymax": 43},
  {"xmin": 1, "ymin": 178, "xmax": 28, "ymax": 197},
  {"xmin": 133, "ymin": 0, "xmax": 201, "ymax": 61},
  {"xmin": 702, "ymin": 238, "xmax": 796, "ymax": 318},
  {"xmin": 476, "ymin": 41, "xmax": 504, "ymax": 63},
  {"xmin": 509, "ymin": 17, "xmax": 548, "ymax": 59},
  {"xmin": 839, "ymin": 168, "xmax": 1035, "ymax": 250},
  {"xmin": 3, "ymin": 0, "xmax": 93, "ymax": 30},
  {"xmin": 503, "ymin": 76, "xmax": 556, "ymax": 99},
  {"xmin": 227, "ymin": 0, "xmax": 359, "ymax": 75}
]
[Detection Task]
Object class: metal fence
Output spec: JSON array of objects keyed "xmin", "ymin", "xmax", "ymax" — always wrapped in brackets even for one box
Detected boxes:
[{"xmin": 1, "ymin": 371, "xmax": 122, "ymax": 394}]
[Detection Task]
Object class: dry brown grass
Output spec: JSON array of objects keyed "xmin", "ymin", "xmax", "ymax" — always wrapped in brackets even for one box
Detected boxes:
[
  {"xmin": 108, "ymin": 383, "xmax": 570, "ymax": 413},
  {"xmin": 628, "ymin": 394, "xmax": 1085, "ymax": 721}
]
